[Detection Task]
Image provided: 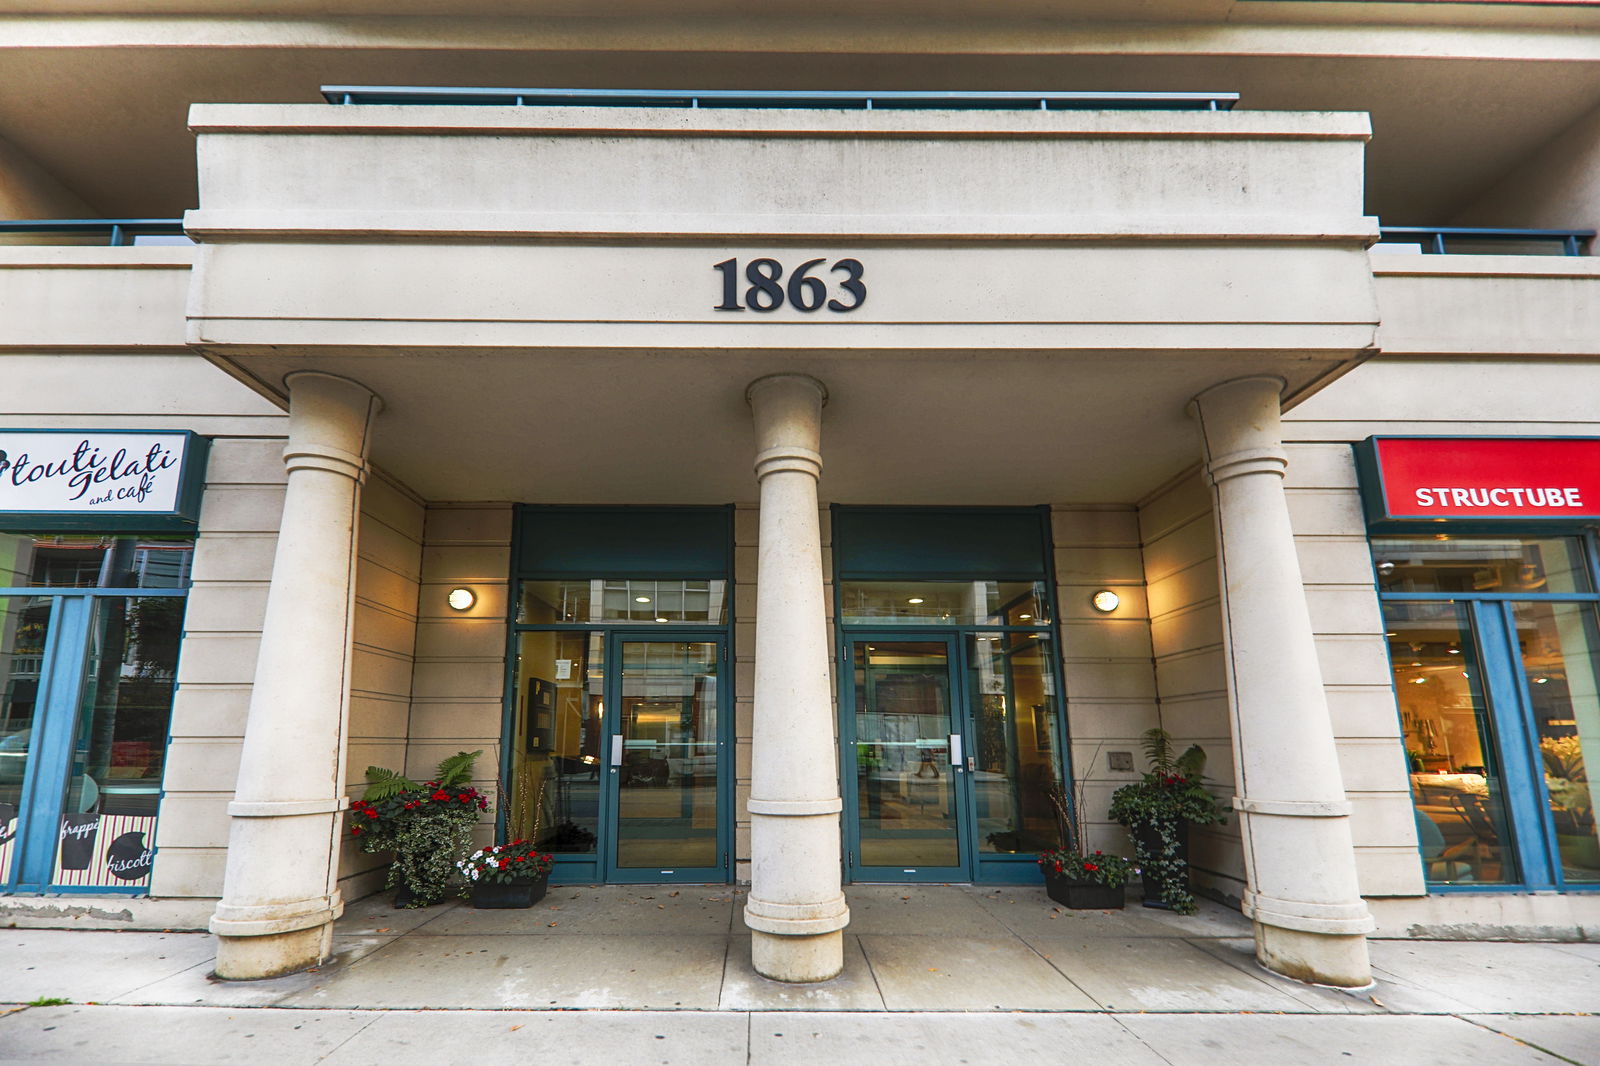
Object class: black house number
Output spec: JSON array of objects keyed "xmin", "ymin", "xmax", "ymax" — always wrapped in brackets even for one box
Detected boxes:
[{"xmin": 713, "ymin": 257, "xmax": 866, "ymax": 313}]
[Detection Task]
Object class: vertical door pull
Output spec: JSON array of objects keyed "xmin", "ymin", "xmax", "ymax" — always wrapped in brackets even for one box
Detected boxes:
[
  {"xmin": 610, "ymin": 735, "xmax": 624, "ymax": 767},
  {"xmin": 948, "ymin": 733, "xmax": 963, "ymax": 767}
]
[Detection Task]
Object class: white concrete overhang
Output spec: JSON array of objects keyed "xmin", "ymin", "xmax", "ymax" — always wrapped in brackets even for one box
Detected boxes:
[
  {"xmin": 1372, "ymin": 253, "xmax": 1600, "ymax": 358},
  {"xmin": 0, "ymin": 245, "xmax": 194, "ymax": 351},
  {"xmin": 181, "ymin": 103, "xmax": 1380, "ymax": 505}
]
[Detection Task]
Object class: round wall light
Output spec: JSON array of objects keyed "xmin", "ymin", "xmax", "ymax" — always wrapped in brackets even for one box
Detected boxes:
[
  {"xmin": 447, "ymin": 588, "xmax": 476, "ymax": 612},
  {"xmin": 1090, "ymin": 590, "xmax": 1121, "ymax": 614}
]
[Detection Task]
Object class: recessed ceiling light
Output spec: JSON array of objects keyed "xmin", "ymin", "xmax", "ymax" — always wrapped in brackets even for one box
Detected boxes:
[
  {"xmin": 655, "ymin": 617, "xmax": 669, "ymax": 623},
  {"xmin": 1019, "ymin": 614, "xmax": 1032, "ymax": 620},
  {"xmin": 907, "ymin": 597, "xmax": 925, "ymax": 604},
  {"xmin": 1535, "ymin": 677, "xmax": 1549, "ymax": 684},
  {"xmin": 636, "ymin": 596, "xmax": 652, "ymax": 603}
]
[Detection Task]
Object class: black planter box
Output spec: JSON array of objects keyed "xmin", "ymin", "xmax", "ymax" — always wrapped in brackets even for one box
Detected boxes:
[
  {"xmin": 1043, "ymin": 872, "xmax": 1125, "ymax": 910},
  {"xmin": 1133, "ymin": 821, "xmax": 1191, "ymax": 908},
  {"xmin": 471, "ymin": 874, "xmax": 550, "ymax": 909}
]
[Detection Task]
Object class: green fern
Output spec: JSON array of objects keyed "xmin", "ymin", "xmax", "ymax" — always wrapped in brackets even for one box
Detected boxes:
[
  {"xmin": 1141, "ymin": 728, "xmax": 1176, "ymax": 773},
  {"xmin": 1175, "ymin": 743, "xmax": 1207, "ymax": 779},
  {"xmin": 362, "ymin": 765, "xmax": 420, "ymax": 802},
  {"xmin": 433, "ymin": 750, "xmax": 483, "ymax": 788}
]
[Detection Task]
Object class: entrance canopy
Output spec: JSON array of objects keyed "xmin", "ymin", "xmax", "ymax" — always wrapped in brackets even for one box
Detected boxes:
[{"xmin": 186, "ymin": 101, "xmax": 1379, "ymax": 504}]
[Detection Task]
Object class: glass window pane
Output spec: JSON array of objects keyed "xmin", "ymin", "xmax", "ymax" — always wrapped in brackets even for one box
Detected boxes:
[
  {"xmin": 517, "ymin": 579, "xmax": 727, "ymax": 625},
  {"xmin": 614, "ymin": 640, "xmax": 720, "ymax": 869},
  {"xmin": 967, "ymin": 632, "xmax": 1062, "ymax": 854},
  {"xmin": 509, "ymin": 631, "xmax": 603, "ymax": 853},
  {"xmin": 1384, "ymin": 601, "xmax": 1518, "ymax": 885},
  {"xmin": 0, "ymin": 533, "xmax": 193, "ymax": 590},
  {"xmin": 1511, "ymin": 601, "xmax": 1600, "ymax": 884},
  {"xmin": 53, "ymin": 594, "xmax": 185, "ymax": 888},
  {"xmin": 839, "ymin": 581, "xmax": 1051, "ymax": 626},
  {"xmin": 853, "ymin": 641, "xmax": 960, "ymax": 868},
  {"xmin": 0, "ymin": 593, "xmax": 50, "ymax": 884},
  {"xmin": 1372, "ymin": 536, "xmax": 1590, "ymax": 596}
]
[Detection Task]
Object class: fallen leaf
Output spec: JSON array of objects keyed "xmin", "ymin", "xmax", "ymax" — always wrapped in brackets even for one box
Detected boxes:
[
  {"xmin": 510, "ymin": 1025, "xmax": 523, "ymax": 1031},
  {"xmin": 547, "ymin": 922, "xmax": 558, "ymax": 927}
]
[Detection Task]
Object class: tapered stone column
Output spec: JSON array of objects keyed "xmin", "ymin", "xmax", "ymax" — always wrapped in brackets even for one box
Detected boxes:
[
  {"xmin": 743, "ymin": 373, "xmax": 850, "ymax": 982},
  {"xmin": 1190, "ymin": 376, "xmax": 1375, "ymax": 988},
  {"xmin": 211, "ymin": 372, "xmax": 381, "ymax": 979}
]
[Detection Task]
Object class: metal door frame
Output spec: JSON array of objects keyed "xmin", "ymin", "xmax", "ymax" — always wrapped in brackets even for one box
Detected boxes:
[
  {"xmin": 839, "ymin": 630, "xmax": 976, "ymax": 883},
  {"xmin": 599, "ymin": 629, "xmax": 732, "ymax": 884}
]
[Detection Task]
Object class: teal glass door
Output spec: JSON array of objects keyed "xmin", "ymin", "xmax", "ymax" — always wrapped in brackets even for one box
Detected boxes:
[
  {"xmin": 844, "ymin": 635, "xmax": 970, "ymax": 881},
  {"xmin": 602, "ymin": 634, "xmax": 730, "ymax": 883}
]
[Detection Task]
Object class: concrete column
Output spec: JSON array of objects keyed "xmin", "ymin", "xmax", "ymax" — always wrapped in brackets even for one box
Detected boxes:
[
  {"xmin": 211, "ymin": 372, "xmax": 381, "ymax": 980},
  {"xmin": 743, "ymin": 373, "xmax": 850, "ymax": 982},
  {"xmin": 1189, "ymin": 376, "xmax": 1375, "ymax": 988}
]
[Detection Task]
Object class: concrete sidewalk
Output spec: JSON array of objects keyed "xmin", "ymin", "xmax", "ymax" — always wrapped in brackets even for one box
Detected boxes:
[{"xmin": 3, "ymin": 884, "xmax": 1597, "ymax": 1064}]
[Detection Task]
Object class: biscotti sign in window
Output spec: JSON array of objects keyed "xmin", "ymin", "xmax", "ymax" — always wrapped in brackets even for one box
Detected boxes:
[
  {"xmin": 0, "ymin": 430, "xmax": 209, "ymax": 531},
  {"xmin": 1355, "ymin": 437, "xmax": 1600, "ymax": 527}
]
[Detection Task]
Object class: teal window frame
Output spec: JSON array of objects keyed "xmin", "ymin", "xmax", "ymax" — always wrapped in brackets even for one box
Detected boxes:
[
  {"xmin": 1, "ymin": 583, "xmax": 189, "ymax": 896},
  {"xmin": 1371, "ymin": 530, "xmax": 1600, "ymax": 895},
  {"xmin": 830, "ymin": 505, "xmax": 1071, "ymax": 885}
]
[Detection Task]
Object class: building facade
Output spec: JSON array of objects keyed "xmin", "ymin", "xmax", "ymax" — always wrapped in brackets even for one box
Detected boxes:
[{"xmin": 2, "ymin": 0, "xmax": 1599, "ymax": 988}]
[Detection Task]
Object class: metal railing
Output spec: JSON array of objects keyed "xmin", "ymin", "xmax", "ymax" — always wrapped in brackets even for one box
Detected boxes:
[
  {"xmin": 0, "ymin": 219, "xmax": 188, "ymax": 246},
  {"xmin": 1377, "ymin": 226, "xmax": 1593, "ymax": 256},
  {"xmin": 321, "ymin": 86, "xmax": 1240, "ymax": 111}
]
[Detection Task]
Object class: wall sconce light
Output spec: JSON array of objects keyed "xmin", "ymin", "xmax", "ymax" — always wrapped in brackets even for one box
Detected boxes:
[
  {"xmin": 447, "ymin": 588, "xmax": 476, "ymax": 612},
  {"xmin": 1090, "ymin": 589, "xmax": 1120, "ymax": 613}
]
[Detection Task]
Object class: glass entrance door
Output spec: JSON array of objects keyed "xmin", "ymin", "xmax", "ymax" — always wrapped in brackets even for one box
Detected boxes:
[
  {"xmin": 846, "ymin": 637, "xmax": 967, "ymax": 880},
  {"xmin": 605, "ymin": 636, "xmax": 728, "ymax": 882},
  {"xmin": 843, "ymin": 630, "xmax": 1067, "ymax": 882}
]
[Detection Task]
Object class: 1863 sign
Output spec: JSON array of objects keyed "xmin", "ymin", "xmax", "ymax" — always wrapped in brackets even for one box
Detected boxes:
[{"xmin": 0, "ymin": 430, "xmax": 208, "ymax": 530}]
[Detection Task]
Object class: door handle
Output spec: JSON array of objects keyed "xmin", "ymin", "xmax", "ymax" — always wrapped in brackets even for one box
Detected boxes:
[
  {"xmin": 948, "ymin": 734, "xmax": 963, "ymax": 768},
  {"xmin": 610, "ymin": 735, "xmax": 624, "ymax": 767}
]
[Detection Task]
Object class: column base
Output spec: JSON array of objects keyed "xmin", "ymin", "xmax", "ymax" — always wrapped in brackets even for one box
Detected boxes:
[
  {"xmin": 1254, "ymin": 921, "xmax": 1372, "ymax": 988},
  {"xmin": 751, "ymin": 929, "xmax": 844, "ymax": 983},
  {"xmin": 213, "ymin": 923, "xmax": 332, "ymax": 981}
]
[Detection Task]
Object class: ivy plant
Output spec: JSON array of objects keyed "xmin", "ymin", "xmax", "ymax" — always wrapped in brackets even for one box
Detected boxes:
[{"xmin": 1108, "ymin": 728, "xmax": 1227, "ymax": 914}]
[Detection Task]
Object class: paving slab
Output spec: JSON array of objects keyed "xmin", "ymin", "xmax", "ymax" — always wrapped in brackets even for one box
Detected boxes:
[
  {"xmin": 110, "ymin": 934, "xmax": 399, "ymax": 1007},
  {"xmin": 841, "ymin": 886, "xmax": 1012, "ymax": 937},
  {"xmin": 0, "ymin": 1004, "xmax": 378, "ymax": 1065},
  {"xmin": 748, "ymin": 1011, "xmax": 1168, "ymax": 1066},
  {"xmin": 857, "ymin": 935, "xmax": 1098, "ymax": 1011},
  {"xmin": 1115, "ymin": 1012, "xmax": 1576, "ymax": 1066},
  {"xmin": 277, "ymin": 932, "xmax": 731, "ymax": 1009},
  {"xmin": 335, "ymin": 892, "xmax": 462, "ymax": 935},
  {"xmin": 720, "ymin": 935, "xmax": 886, "ymax": 1011},
  {"xmin": 1185, "ymin": 937, "xmax": 1388, "ymax": 1014},
  {"xmin": 321, "ymin": 1009, "xmax": 749, "ymax": 1065},
  {"xmin": 413, "ymin": 885, "xmax": 737, "ymax": 936},
  {"xmin": 1031, "ymin": 936, "xmax": 1313, "ymax": 1012},
  {"xmin": 1466, "ymin": 1013, "xmax": 1600, "ymax": 1066},
  {"xmin": 1367, "ymin": 940, "xmax": 1600, "ymax": 1014},
  {"xmin": 0, "ymin": 930, "xmax": 216, "ymax": 1004},
  {"xmin": 965, "ymin": 886, "xmax": 1251, "ymax": 940}
]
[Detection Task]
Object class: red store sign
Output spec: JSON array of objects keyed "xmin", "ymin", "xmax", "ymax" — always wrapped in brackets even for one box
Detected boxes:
[{"xmin": 1355, "ymin": 437, "xmax": 1600, "ymax": 525}]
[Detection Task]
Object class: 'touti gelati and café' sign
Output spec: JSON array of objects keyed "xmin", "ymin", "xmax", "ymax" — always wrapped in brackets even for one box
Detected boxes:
[{"xmin": 0, "ymin": 431, "xmax": 208, "ymax": 529}]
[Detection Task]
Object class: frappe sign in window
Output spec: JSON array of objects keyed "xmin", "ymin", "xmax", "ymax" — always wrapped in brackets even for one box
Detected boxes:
[{"xmin": 0, "ymin": 430, "xmax": 209, "ymax": 531}]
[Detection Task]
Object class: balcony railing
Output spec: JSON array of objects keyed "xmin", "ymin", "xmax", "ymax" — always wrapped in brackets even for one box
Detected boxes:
[
  {"xmin": 321, "ymin": 86, "xmax": 1240, "ymax": 111},
  {"xmin": 1377, "ymin": 226, "xmax": 1593, "ymax": 257},
  {"xmin": 0, "ymin": 219, "xmax": 189, "ymax": 246}
]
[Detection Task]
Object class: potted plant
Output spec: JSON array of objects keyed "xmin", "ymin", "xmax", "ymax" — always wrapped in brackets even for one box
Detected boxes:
[
  {"xmin": 347, "ymin": 750, "xmax": 489, "ymax": 908},
  {"xmin": 459, "ymin": 840, "xmax": 555, "ymax": 908},
  {"xmin": 1037, "ymin": 848, "xmax": 1134, "ymax": 909},
  {"xmin": 1109, "ymin": 728, "xmax": 1227, "ymax": 914}
]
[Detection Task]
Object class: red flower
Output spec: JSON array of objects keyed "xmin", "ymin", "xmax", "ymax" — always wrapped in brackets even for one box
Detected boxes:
[
  {"xmin": 1053, "ymin": 862, "xmax": 1063, "ymax": 873},
  {"xmin": 542, "ymin": 855, "xmax": 552, "ymax": 863},
  {"xmin": 432, "ymin": 790, "xmax": 449, "ymax": 801},
  {"xmin": 514, "ymin": 856, "xmax": 526, "ymax": 863},
  {"xmin": 349, "ymin": 798, "xmax": 361, "ymax": 809},
  {"xmin": 365, "ymin": 810, "xmax": 379, "ymax": 819},
  {"xmin": 1083, "ymin": 862, "xmax": 1099, "ymax": 872},
  {"xmin": 351, "ymin": 825, "xmax": 362, "ymax": 835}
]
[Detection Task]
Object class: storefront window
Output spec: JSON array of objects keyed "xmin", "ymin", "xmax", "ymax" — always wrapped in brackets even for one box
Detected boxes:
[
  {"xmin": 1372, "ymin": 536, "xmax": 1589, "ymax": 596},
  {"xmin": 0, "ymin": 533, "xmax": 192, "ymax": 893},
  {"xmin": 839, "ymin": 580, "xmax": 1051, "ymax": 626},
  {"xmin": 508, "ymin": 631, "xmax": 603, "ymax": 854},
  {"xmin": 1374, "ymin": 534, "xmax": 1600, "ymax": 891},
  {"xmin": 1383, "ymin": 601, "xmax": 1516, "ymax": 884},
  {"xmin": 968, "ymin": 633, "xmax": 1061, "ymax": 855},
  {"xmin": 1510, "ymin": 601, "xmax": 1600, "ymax": 883}
]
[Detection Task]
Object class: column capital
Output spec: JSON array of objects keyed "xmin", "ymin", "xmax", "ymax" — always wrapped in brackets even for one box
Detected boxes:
[
  {"xmin": 745, "ymin": 372, "xmax": 828, "ymax": 409},
  {"xmin": 1188, "ymin": 375, "xmax": 1290, "ymax": 486}
]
